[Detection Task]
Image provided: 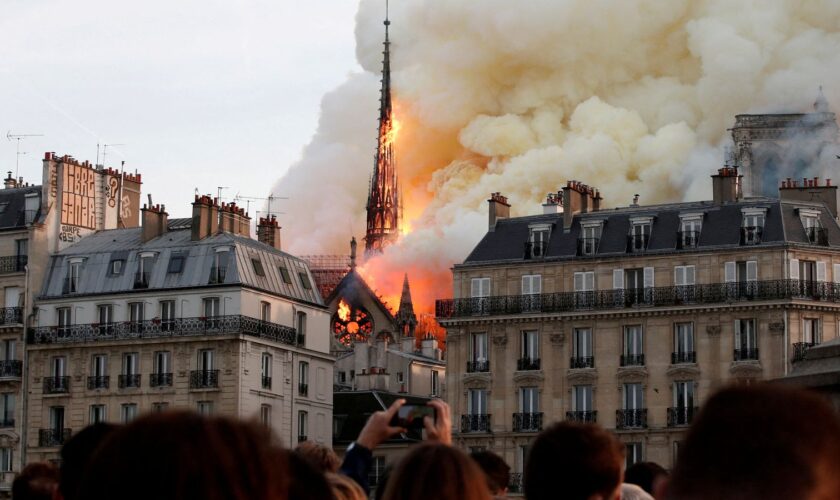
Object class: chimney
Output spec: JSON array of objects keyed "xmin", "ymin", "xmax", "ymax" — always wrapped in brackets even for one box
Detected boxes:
[
  {"xmin": 4, "ymin": 172, "xmax": 16, "ymax": 190},
  {"xmin": 542, "ymin": 191, "xmax": 563, "ymax": 214},
  {"xmin": 562, "ymin": 180, "xmax": 601, "ymax": 229},
  {"xmin": 191, "ymin": 195, "xmax": 219, "ymax": 241},
  {"xmin": 237, "ymin": 207, "xmax": 251, "ymax": 238},
  {"xmin": 141, "ymin": 202, "xmax": 169, "ymax": 243},
  {"xmin": 257, "ymin": 215, "xmax": 282, "ymax": 250},
  {"xmin": 218, "ymin": 203, "xmax": 236, "ymax": 233},
  {"xmin": 401, "ymin": 335, "xmax": 416, "ymax": 354},
  {"xmin": 421, "ymin": 334, "xmax": 441, "ymax": 361},
  {"xmin": 780, "ymin": 176, "xmax": 838, "ymax": 218},
  {"xmin": 488, "ymin": 192, "xmax": 510, "ymax": 231},
  {"xmin": 711, "ymin": 166, "xmax": 742, "ymax": 204}
]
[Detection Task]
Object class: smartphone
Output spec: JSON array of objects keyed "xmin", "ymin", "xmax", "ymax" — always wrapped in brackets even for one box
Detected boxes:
[{"xmin": 390, "ymin": 404, "xmax": 436, "ymax": 430}]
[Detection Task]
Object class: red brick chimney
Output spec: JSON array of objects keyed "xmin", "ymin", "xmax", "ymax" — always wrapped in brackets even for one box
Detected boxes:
[
  {"xmin": 488, "ymin": 192, "xmax": 510, "ymax": 231},
  {"xmin": 780, "ymin": 176, "xmax": 838, "ymax": 217},
  {"xmin": 711, "ymin": 166, "xmax": 742, "ymax": 204},
  {"xmin": 141, "ymin": 202, "xmax": 168, "ymax": 243},
  {"xmin": 191, "ymin": 195, "xmax": 219, "ymax": 241},
  {"xmin": 562, "ymin": 180, "xmax": 601, "ymax": 229},
  {"xmin": 257, "ymin": 215, "xmax": 281, "ymax": 250}
]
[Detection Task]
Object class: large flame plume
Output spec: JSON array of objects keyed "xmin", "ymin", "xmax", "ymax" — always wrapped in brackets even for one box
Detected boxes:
[{"xmin": 271, "ymin": 0, "xmax": 840, "ymax": 315}]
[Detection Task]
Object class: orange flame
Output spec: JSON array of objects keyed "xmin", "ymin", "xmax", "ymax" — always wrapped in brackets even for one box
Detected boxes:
[{"xmin": 337, "ymin": 299, "xmax": 351, "ymax": 322}]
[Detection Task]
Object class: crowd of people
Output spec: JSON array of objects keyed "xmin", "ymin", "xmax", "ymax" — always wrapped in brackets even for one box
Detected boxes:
[{"xmin": 11, "ymin": 383, "xmax": 840, "ymax": 500}]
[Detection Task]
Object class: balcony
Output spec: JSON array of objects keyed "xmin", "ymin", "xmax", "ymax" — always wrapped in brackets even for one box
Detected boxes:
[
  {"xmin": 512, "ymin": 412, "xmax": 543, "ymax": 432},
  {"xmin": 806, "ymin": 227, "xmax": 828, "ymax": 246},
  {"xmin": 0, "ymin": 307, "xmax": 22, "ymax": 325},
  {"xmin": 792, "ymin": 342, "xmax": 816, "ymax": 363},
  {"xmin": 740, "ymin": 226, "xmax": 763, "ymax": 245},
  {"xmin": 734, "ymin": 348, "xmax": 759, "ymax": 361},
  {"xmin": 39, "ymin": 428, "xmax": 72, "ymax": 447},
  {"xmin": 627, "ymin": 234, "xmax": 649, "ymax": 253},
  {"xmin": 676, "ymin": 230, "xmax": 700, "ymax": 249},
  {"xmin": 577, "ymin": 237, "xmax": 599, "ymax": 256},
  {"xmin": 466, "ymin": 360, "xmax": 490, "ymax": 373},
  {"xmin": 29, "ymin": 315, "xmax": 298, "ymax": 346},
  {"xmin": 44, "ymin": 376, "xmax": 70, "ymax": 394},
  {"xmin": 524, "ymin": 241, "xmax": 547, "ymax": 260},
  {"xmin": 0, "ymin": 360, "xmax": 22, "ymax": 379},
  {"xmin": 566, "ymin": 410, "xmax": 597, "ymax": 423},
  {"xmin": 262, "ymin": 376, "xmax": 272, "ymax": 390},
  {"xmin": 436, "ymin": 279, "xmax": 840, "ymax": 320},
  {"xmin": 133, "ymin": 271, "xmax": 150, "ymax": 289},
  {"xmin": 149, "ymin": 372, "xmax": 173, "ymax": 388},
  {"xmin": 189, "ymin": 369, "xmax": 219, "ymax": 389},
  {"xmin": 0, "ymin": 417, "xmax": 14, "ymax": 428},
  {"xmin": 0, "ymin": 255, "xmax": 26, "ymax": 274},
  {"xmin": 570, "ymin": 356, "xmax": 594, "ymax": 369},
  {"xmin": 508, "ymin": 473, "xmax": 523, "ymax": 495},
  {"xmin": 516, "ymin": 357, "xmax": 540, "ymax": 371},
  {"xmin": 299, "ymin": 383, "xmax": 308, "ymax": 397},
  {"xmin": 671, "ymin": 351, "xmax": 697, "ymax": 364},
  {"xmin": 667, "ymin": 406, "xmax": 699, "ymax": 427},
  {"xmin": 616, "ymin": 409, "xmax": 647, "ymax": 429},
  {"xmin": 460, "ymin": 414, "xmax": 491, "ymax": 433},
  {"xmin": 620, "ymin": 354, "xmax": 645, "ymax": 367},
  {"xmin": 119, "ymin": 374, "xmax": 142, "ymax": 389},
  {"xmin": 87, "ymin": 375, "xmax": 110, "ymax": 390}
]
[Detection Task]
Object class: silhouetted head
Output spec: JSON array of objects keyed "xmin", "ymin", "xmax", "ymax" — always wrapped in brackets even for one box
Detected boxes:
[
  {"xmin": 59, "ymin": 422, "xmax": 119, "ymax": 500},
  {"xmin": 12, "ymin": 462, "xmax": 59, "ymax": 500},
  {"xmin": 624, "ymin": 461, "xmax": 667, "ymax": 495},
  {"xmin": 382, "ymin": 443, "xmax": 491, "ymax": 500},
  {"xmin": 470, "ymin": 450, "xmax": 511, "ymax": 495}
]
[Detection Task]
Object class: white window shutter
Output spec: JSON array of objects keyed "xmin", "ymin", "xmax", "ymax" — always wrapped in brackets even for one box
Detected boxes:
[
  {"xmin": 834, "ymin": 264, "xmax": 840, "ymax": 284},
  {"xmin": 574, "ymin": 272, "xmax": 583, "ymax": 292},
  {"xmin": 724, "ymin": 262, "xmax": 736, "ymax": 283},
  {"xmin": 674, "ymin": 266, "xmax": 685, "ymax": 286},
  {"xmin": 817, "ymin": 262, "xmax": 826, "ymax": 282},
  {"xmin": 521, "ymin": 276, "xmax": 530, "ymax": 295},
  {"xmin": 585, "ymin": 272, "xmax": 595, "ymax": 291},
  {"xmin": 643, "ymin": 267, "xmax": 654, "ymax": 288},
  {"xmin": 686, "ymin": 266, "xmax": 696, "ymax": 285},
  {"xmin": 734, "ymin": 320, "xmax": 741, "ymax": 348},
  {"xmin": 471, "ymin": 279, "xmax": 479, "ymax": 298},
  {"xmin": 746, "ymin": 261, "xmax": 758, "ymax": 282},
  {"xmin": 533, "ymin": 275, "xmax": 542, "ymax": 294},
  {"xmin": 789, "ymin": 259, "xmax": 800, "ymax": 280},
  {"xmin": 613, "ymin": 269, "xmax": 624, "ymax": 289}
]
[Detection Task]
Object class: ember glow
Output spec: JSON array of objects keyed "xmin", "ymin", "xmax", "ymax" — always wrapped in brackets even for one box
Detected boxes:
[
  {"xmin": 333, "ymin": 299, "xmax": 373, "ymax": 346},
  {"xmin": 337, "ymin": 298, "xmax": 351, "ymax": 322}
]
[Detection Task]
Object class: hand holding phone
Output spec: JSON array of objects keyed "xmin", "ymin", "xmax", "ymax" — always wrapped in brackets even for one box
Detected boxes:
[{"xmin": 389, "ymin": 404, "xmax": 436, "ymax": 430}]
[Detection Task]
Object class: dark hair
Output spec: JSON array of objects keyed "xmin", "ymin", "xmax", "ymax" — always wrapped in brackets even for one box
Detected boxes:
[
  {"xmin": 12, "ymin": 462, "xmax": 59, "ymax": 500},
  {"xmin": 525, "ymin": 422, "xmax": 625, "ymax": 500},
  {"xmin": 59, "ymin": 422, "xmax": 119, "ymax": 500},
  {"xmin": 294, "ymin": 440, "xmax": 340, "ymax": 473},
  {"xmin": 470, "ymin": 450, "xmax": 511, "ymax": 494},
  {"xmin": 624, "ymin": 461, "xmax": 667, "ymax": 495},
  {"xmin": 667, "ymin": 384, "xmax": 840, "ymax": 500},
  {"xmin": 77, "ymin": 411, "xmax": 295, "ymax": 500},
  {"xmin": 382, "ymin": 443, "xmax": 491, "ymax": 500}
]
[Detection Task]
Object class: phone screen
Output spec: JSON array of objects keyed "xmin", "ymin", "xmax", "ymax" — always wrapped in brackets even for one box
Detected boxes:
[{"xmin": 391, "ymin": 405, "xmax": 435, "ymax": 429}]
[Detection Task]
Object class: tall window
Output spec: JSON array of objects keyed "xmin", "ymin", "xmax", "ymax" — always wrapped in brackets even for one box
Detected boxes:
[
  {"xmin": 673, "ymin": 323, "xmax": 695, "ymax": 363},
  {"xmin": 579, "ymin": 224, "xmax": 601, "ymax": 255},
  {"xmin": 261, "ymin": 353, "xmax": 272, "ymax": 389},
  {"xmin": 123, "ymin": 353, "xmax": 138, "ymax": 376},
  {"xmin": 528, "ymin": 227, "xmax": 550, "ymax": 258},
  {"xmin": 735, "ymin": 318, "xmax": 758, "ymax": 360},
  {"xmin": 90, "ymin": 404, "xmax": 106, "ymax": 424},
  {"xmin": 298, "ymin": 361, "xmax": 309, "ymax": 396},
  {"xmin": 51, "ymin": 356, "xmax": 66, "ymax": 378},
  {"xmin": 0, "ymin": 393, "xmax": 14, "ymax": 425},
  {"xmin": 471, "ymin": 277, "xmax": 490, "ymax": 313},
  {"xmin": 159, "ymin": 300, "xmax": 175, "ymax": 331},
  {"xmin": 153, "ymin": 351, "xmax": 171, "ymax": 387},
  {"xmin": 520, "ymin": 330, "xmax": 539, "ymax": 369},
  {"xmin": 298, "ymin": 411, "xmax": 308, "ymax": 440},
  {"xmin": 369, "ymin": 456, "xmax": 386, "ymax": 491},
  {"xmin": 572, "ymin": 328, "xmax": 593, "ymax": 368},
  {"xmin": 198, "ymin": 349, "xmax": 214, "ymax": 372},
  {"xmin": 573, "ymin": 272, "xmax": 595, "ymax": 308},
  {"xmin": 203, "ymin": 297, "xmax": 221, "ymax": 319},
  {"xmin": 469, "ymin": 332, "xmax": 488, "ymax": 372},
  {"xmin": 128, "ymin": 302, "xmax": 144, "ymax": 333},
  {"xmin": 97, "ymin": 304, "xmax": 114, "ymax": 335},
  {"xmin": 431, "ymin": 371, "xmax": 440, "ymax": 396},
  {"xmin": 1, "ymin": 340, "xmax": 15, "ymax": 362},
  {"xmin": 0, "ymin": 447, "xmax": 12, "ymax": 473},
  {"xmin": 57, "ymin": 307, "xmax": 72, "ymax": 336},
  {"xmin": 154, "ymin": 351, "xmax": 170, "ymax": 375},
  {"xmin": 260, "ymin": 302, "xmax": 271, "ymax": 322},
  {"xmin": 803, "ymin": 318, "xmax": 821, "ymax": 344},
  {"xmin": 520, "ymin": 387, "xmax": 539, "ymax": 414},
  {"xmin": 197, "ymin": 401, "xmax": 213, "ymax": 416},
  {"xmin": 622, "ymin": 325, "xmax": 644, "ymax": 366},
  {"xmin": 573, "ymin": 385, "xmax": 592, "ymax": 412},
  {"xmin": 679, "ymin": 217, "xmax": 702, "ymax": 248},
  {"xmin": 67, "ymin": 261, "xmax": 82, "ymax": 293},
  {"xmin": 623, "ymin": 383, "xmax": 644, "ymax": 410},
  {"xmin": 741, "ymin": 211, "xmax": 765, "ymax": 245},
  {"xmin": 50, "ymin": 406, "xmax": 65, "ymax": 434},
  {"xmin": 121, "ymin": 403, "xmax": 138, "ymax": 423},
  {"xmin": 260, "ymin": 404, "xmax": 271, "ymax": 427},
  {"xmin": 628, "ymin": 221, "xmax": 651, "ymax": 252},
  {"xmin": 673, "ymin": 381, "xmax": 695, "ymax": 409},
  {"xmin": 625, "ymin": 443, "xmax": 643, "ymax": 468},
  {"xmin": 210, "ymin": 250, "xmax": 229, "ymax": 284},
  {"xmin": 297, "ymin": 312, "xmax": 307, "ymax": 343},
  {"xmin": 468, "ymin": 389, "xmax": 487, "ymax": 415},
  {"xmin": 92, "ymin": 354, "xmax": 108, "ymax": 378},
  {"xmin": 521, "ymin": 275, "xmax": 542, "ymax": 311}
]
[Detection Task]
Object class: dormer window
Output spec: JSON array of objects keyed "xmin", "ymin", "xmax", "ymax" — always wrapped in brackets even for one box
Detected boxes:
[
  {"xmin": 64, "ymin": 259, "xmax": 83, "ymax": 294},
  {"xmin": 628, "ymin": 218, "xmax": 652, "ymax": 253},
  {"xmin": 578, "ymin": 222, "xmax": 603, "ymax": 256},
  {"xmin": 210, "ymin": 248, "xmax": 230, "ymax": 284},
  {"xmin": 741, "ymin": 209, "xmax": 766, "ymax": 245},
  {"xmin": 799, "ymin": 209, "xmax": 827, "ymax": 245},
  {"xmin": 678, "ymin": 214, "xmax": 703, "ymax": 249},
  {"xmin": 134, "ymin": 252, "xmax": 155, "ymax": 289},
  {"xmin": 525, "ymin": 224, "xmax": 551, "ymax": 259}
]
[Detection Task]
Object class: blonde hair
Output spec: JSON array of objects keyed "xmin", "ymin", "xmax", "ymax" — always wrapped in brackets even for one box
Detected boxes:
[{"xmin": 326, "ymin": 473, "xmax": 367, "ymax": 500}]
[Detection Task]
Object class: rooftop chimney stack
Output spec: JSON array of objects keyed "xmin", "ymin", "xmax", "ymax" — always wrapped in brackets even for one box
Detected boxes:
[
  {"xmin": 191, "ymin": 195, "xmax": 219, "ymax": 241},
  {"xmin": 257, "ymin": 215, "xmax": 282, "ymax": 250},
  {"xmin": 4, "ymin": 172, "xmax": 16, "ymax": 190},
  {"xmin": 780, "ymin": 176, "xmax": 838, "ymax": 218},
  {"xmin": 562, "ymin": 180, "xmax": 601, "ymax": 230},
  {"xmin": 711, "ymin": 166, "xmax": 742, "ymax": 204},
  {"xmin": 141, "ymin": 202, "xmax": 169, "ymax": 243},
  {"xmin": 542, "ymin": 192, "xmax": 563, "ymax": 214},
  {"xmin": 488, "ymin": 192, "xmax": 511, "ymax": 231}
]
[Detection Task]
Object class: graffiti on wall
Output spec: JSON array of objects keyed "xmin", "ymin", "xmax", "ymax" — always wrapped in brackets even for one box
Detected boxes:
[{"xmin": 61, "ymin": 164, "xmax": 96, "ymax": 229}]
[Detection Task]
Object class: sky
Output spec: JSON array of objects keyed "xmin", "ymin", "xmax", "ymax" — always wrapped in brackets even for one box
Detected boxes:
[{"xmin": 0, "ymin": 0, "xmax": 361, "ymax": 218}]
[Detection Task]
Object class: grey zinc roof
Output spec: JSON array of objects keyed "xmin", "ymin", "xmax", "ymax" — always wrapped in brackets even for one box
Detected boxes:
[
  {"xmin": 41, "ymin": 227, "xmax": 324, "ymax": 306},
  {"xmin": 0, "ymin": 185, "xmax": 42, "ymax": 230},
  {"xmin": 462, "ymin": 197, "xmax": 840, "ymax": 265}
]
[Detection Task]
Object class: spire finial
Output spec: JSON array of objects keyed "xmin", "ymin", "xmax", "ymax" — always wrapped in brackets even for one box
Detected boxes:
[{"xmin": 814, "ymin": 85, "xmax": 830, "ymax": 113}]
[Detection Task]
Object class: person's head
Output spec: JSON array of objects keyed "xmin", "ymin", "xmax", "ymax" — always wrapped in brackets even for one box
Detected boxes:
[
  {"xmin": 620, "ymin": 483, "xmax": 655, "ymax": 500},
  {"xmin": 59, "ymin": 422, "xmax": 119, "ymax": 500},
  {"xmin": 294, "ymin": 441, "xmax": 340, "ymax": 473},
  {"xmin": 383, "ymin": 443, "xmax": 491, "ymax": 500},
  {"xmin": 470, "ymin": 450, "xmax": 511, "ymax": 495},
  {"xmin": 77, "ymin": 411, "xmax": 298, "ymax": 500},
  {"xmin": 11, "ymin": 462, "xmax": 59, "ymax": 500},
  {"xmin": 624, "ymin": 462, "xmax": 667, "ymax": 496},
  {"xmin": 326, "ymin": 472, "xmax": 367, "ymax": 500},
  {"xmin": 667, "ymin": 384, "xmax": 840, "ymax": 500},
  {"xmin": 525, "ymin": 422, "xmax": 625, "ymax": 500}
]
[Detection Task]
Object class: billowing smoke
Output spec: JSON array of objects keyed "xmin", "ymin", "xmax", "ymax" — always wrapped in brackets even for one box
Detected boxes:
[{"xmin": 270, "ymin": 0, "xmax": 840, "ymax": 311}]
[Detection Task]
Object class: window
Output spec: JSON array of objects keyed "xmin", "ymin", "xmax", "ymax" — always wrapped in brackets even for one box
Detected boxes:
[
  {"xmin": 0, "ymin": 447, "xmax": 12, "ymax": 473},
  {"xmin": 471, "ymin": 277, "xmax": 491, "ymax": 313},
  {"xmin": 121, "ymin": 403, "xmax": 138, "ymax": 423},
  {"xmin": 167, "ymin": 255, "xmax": 185, "ymax": 274},
  {"xmin": 621, "ymin": 268, "xmax": 654, "ymax": 304},
  {"xmin": 673, "ymin": 381, "xmax": 695, "ymax": 409},
  {"xmin": 623, "ymin": 383, "xmax": 644, "ymax": 410},
  {"xmin": 298, "ymin": 272, "xmax": 312, "ymax": 290},
  {"xmin": 152, "ymin": 402, "xmax": 169, "ymax": 413},
  {"xmin": 57, "ymin": 307, "xmax": 71, "ymax": 335},
  {"xmin": 521, "ymin": 274, "xmax": 542, "ymax": 295},
  {"xmin": 431, "ymin": 371, "xmax": 440, "ymax": 396},
  {"xmin": 135, "ymin": 254, "xmax": 154, "ymax": 288},
  {"xmin": 724, "ymin": 261, "xmax": 757, "ymax": 297},
  {"xmin": 625, "ymin": 442, "xmax": 643, "ymax": 468},
  {"xmin": 520, "ymin": 330, "xmax": 539, "ymax": 366},
  {"xmin": 520, "ymin": 386, "xmax": 539, "ymax": 413},
  {"xmin": 154, "ymin": 351, "xmax": 170, "ymax": 375},
  {"xmin": 628, "ymin": 219, "xmax": 651, "ymax": 252},
  {"xmin": 678, "ymin": 216, "xmax": 702, "ymax": 248},
  {"xmin": 741, "ymin": 210, "xmax": 765, "ymax": 245},
  {"xmin": 369, "ymin": 456, "xmax": 386, "ymax": 490},
  {"xmin": 260, "ymin": 302, "xmax": 271, "ymax": 322},
  {"xmin": 572, "ymin": 328, "xmax": 593, "ymax": 367},
  {"xmin": 298, "ymin": 411, "xmax": 308, "ymax": 440},
  {"xmin": 203, "ymin": 297, "xmax": 221, "ymax": 328},
  {"xmin": 92, "ymin": 354, "xmax": 108, "ymax": 377},
  {"xmin": 338, "ymin": 371, "xmax": 347, "ymax": 384},
  {"xmin": 1, "ymin": 340, "xmax": 15, "ymax": 362},
  {"xmin": 469, "ymin": 332, "xmax": 488, "ymax": 372},
  {"xmin": 252, "ymin": 258, "xmax": 265, "ymax": 277},
  {"xmin": 97, "ymin": 304, "xmax": 114, "ymax": 335},
  {"xmin": 0, "ymin": 393, "xmax": 14, "ymax": 425},
  {"xmin": 674, "ymin": 265, "xmax": 696, "ymax": 302},
  {"xmin": 51, "ymin": 356, "xmax": 66, "ymax": 377},
  {"xmin": 573, "ymin": 385, "xmax": 592, "ymax": 412},
  {"xmin": 278, "ymin": 266, "xmax": 292, "ymax": 284},
  {"xmin": 197, "ymin": 401, "xmax": 213, "ymax": 416},
  {"xmin": 527, "ymin": 225, "xmax": 551, "ymax": 258},
  {"xmin": 261, "ymin": 353, "xmax": 272, "ymax": 389},
  {"xmin": 160, "ymin": 300, "xmax": 175, "ymax": 331},
  {"xmin": 109, "ymin": 259, "xmax": 124, "ymax": 275},
  {"xmin": 198, "ymin": 349, "xmax": 214, "ymax": 371},
  {"xmin": 128, "ymin": 302, "xmax": 144, "ymax": 333},
  {"xmin": 210, "ymin": 250, "xmax": 228, "ymax": 284},
  {"xmin": 573, "ymin": 271, "xmax": 595, "ymax": 307},
  {"xmin": 90, "ymin": 404, "xmax": 106, "ymax": 424},
  {"xmin": 673, "ymin": 323, "xmax": 695, "ymax": 363},
  {"xmin": 579, "ymin": 223, "xmax": 602, "ymax": 255},
  {"xmin": 297, "ymin": 312, "xmax": 307, "ymax": 343},
  {"xmin": 123, "ymin": 353, "xmax": 138, "ymax": 376},
  {"xmin": 467, "ymin": 389, "xmax": 487, "ymax": 415},
  {"xmin": 66, "ymin": 260, "xmax": 82, "ymax": 293},
  {"xmin": 803, "ymin": 318, "xmax": 821, "ymax": 345},
  {"xmin": 260, "ymin": 404, "xmax": 271, "ymax": 427},
  {"xmin": 622, "ymin": 325, "xmax": 644, "ymax": 366},
  {"xmin": 299, "ymin": 361, "xmax": 309, "ymax": 396},
  {"xmin": 153, "ymin": 351, "xmax": 171, "ymax": 388},
  {"xmin": 734, "ymin": 318, "xmax": 758, "ymax": 360}
]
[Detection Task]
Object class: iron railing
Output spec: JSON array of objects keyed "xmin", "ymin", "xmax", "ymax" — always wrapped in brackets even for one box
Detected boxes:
[
  {"xmin": 87, "ymin": 376, "xmax": 109, "ymax": 390},
  {"xmin": 0, "ymin": 307, "xmax": 22, "ymax": 325},
  {"xmin": 566, "ymin": 410, "xmax": 597, "ymax": 423},
  {"xmin": 517, "ymin": 357, "xmax": 540, "ymax": 371},
  {"xmin": 740, "ymin": 226, "xmax": 763, "ymax": 245},
  {"xmin": 616, "ymin": 409, "xmax": 647, "ymax": 429},
  {"xmin": 0, "ymin": 360, "xmax": 22, "ymax": 378},
  {"xmin": 570, "ymin": 356, "xmax": 594, "ymax": 369},
  {"xmin": 299, "ymin": 383, "xmax": 308, "ymax": 397},
  {"xmin": 466, "ymin": 360, "xmax": 490, "ymax": 373},
  {"xmin": 508, "ymin": 473, "xmax": 523, "ymax": 494},
  {"xmin": 806, "ymin": 227, "xmax": 828, "ymax": 246},
  {"xmin": 38, "ymin": 428, "xmax": 71, "ymax": 447},
  {"xmin": 262, "ymin": 376, "xmax": 272, "ymax": 390},
  {"xmin": 667, "ymin": 406, "xmax": 699, "ymax": 427},
  {"xmin": 0, "ymin": 255, "xmax": 26, "ymax": 274},
  {"xmin": 119, "ymin": 374, "xmax": 141, "ymax": 389},
  {"xmin": 460, "ymin": 414, "xmax": 491, "ymax": 433},
  {"xmin": 29, "ymin": 315, "xmax": 297, "ymax": 346},
  {"xmin": 676, "ymin": 230, "xmax": 700, "ymax": 249},
  {"xmin": 577, "ymin": 237, "xmax": 600, "ymax": 256},
  {"xmin": 512, "ymin": 412, "xmax": 543, "ymax": 432},
  {"xmin": 0, "ymin": 417, "xmax": 14, "ymax": 428},
  {"xmin": 436, "ymin": 279, "xmax": 840, "ymax": 319},
  {"xmin": 627, "ymin": 234, "xmax": 649, "ymax": 253},
  {"xmin": 734, "ymin": 348, "xmax": 760, "ymax": 361},
  {"xmin": 149, "ymin": 373, "xmax": 173, "ymax": 387},
  {"xmin": 189, "ymin": 369, "xmax": 219, "ymax": 389},
  {"xmin": 620, "ymin": 353, "xmax": 645, "ymax": 367},
  {"xmin": 44, "ymin": 376, "xmax": 70, "ymax": 394},
  {"xmin": 792, "ymin": 342, "xmax": 816, "ymax": 363},
  {"xmin": 671, "ymin": 351, "xmax": 697, "ymax": 364}
]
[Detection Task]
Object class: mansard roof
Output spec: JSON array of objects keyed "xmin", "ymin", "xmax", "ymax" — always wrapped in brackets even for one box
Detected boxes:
[{"xmin": 0, "ymin": 185, "xmax": 42, "ymax": 230}]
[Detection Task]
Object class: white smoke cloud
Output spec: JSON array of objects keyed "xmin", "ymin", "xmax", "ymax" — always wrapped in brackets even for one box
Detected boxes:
[{"xmin": 269, "ymin": 0, "xmax": 840, "ymax": 310}]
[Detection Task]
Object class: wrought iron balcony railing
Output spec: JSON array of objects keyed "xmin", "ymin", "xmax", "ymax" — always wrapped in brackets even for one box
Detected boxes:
[
  {"xmin": 524, "ymin": 241, "xmax": 547, "ymax": 259},
  {"xmin": 740, "ymin": 226, "xmax": 763, "ymax": 245},
  {"xmin": 87, "ymin": 375, "xmax": 109, "ymax": 390},
  {"xmin": 671, "ymin": 351, "xmax": 697, "ymax": 364},
  {"xmin": 44, "ymin": 376, "xmax": 70, "ymax": 394},
  {"xmin": 566, "ymin": 410, "xmax": 597, "ymax": 423},
  {"xmin": 667, "ymin": 406, "xmax": 699, "ymax": 427},
  {"xmin": 436, "ymin": 279, "xmax": 840, "ymax": 319},
  {"xmin": 119, "ymin": 374, "xmax": 141, "ymax": 389},
  {"xmin": 620, "ymin": 353, "xmax": 645, "ymax": 367},
  {"xmin": 189, "ymin": 369, "xmax": 219, "ymax": 389},
  {"xmin": 806, "ymin": 227, "xmax": 828, "ymax": 246},
  {"xmin": 149, "ymin": 372, "xmax": 173, "ymax": 387},
  {"xmin": 676, "ymin": 230, "xmax": 700, "ymax": 249},
  {"xmin": 262, "ymin": 376, "xmax": 272, "ymax": 389},
  {"xmin": 460, "ymin": 414, "xmax": 491, "ymax": 433},
  {"xmin": 466, "ymin": 360, "xmax": 490, "ymax": 373},
  {"xmin": 512, "ymin": 412, "xmax": 543, "ymax": 432},
  {"xmin": 0, "ymin": 360, "xmax": 22, "ymax": 378},
  {"xmin": 0, "ymin": 417, "xmax": 14, "ymax": 428},
  {"xmin": 734, "ymin": 348, "xmax": 760, "ymax": 361},
  {"xmin": 299, "ymin": 383, "xmax": 308, "ymax": 396},
  {"xmin": 508, "ymin": 473, "xmax": 523, "ymax": 494},
  {"xmin": 616, "ymin": 408, "xmax": 647, "ymax": 429},
  {"xmin": 29, "ymin": 315, "xmax": 297, "ymax": 347},
  {"xmin": 570, "ymin": 356, "xmax": 594, "ymax": 369},
  {"xmin": 0, "ymin": 255, "xmax": 27, "ymax": 274},
  {"xmin": 0, "ymin": 307, "xmax": 22, "ymax": 325},
  {"xmin": 39, "ymin": 428, "xmax": 71, "ymax": 447},
  {"xmin": 517, "ymin": 357, "xmax": 540, "ymax": 371},
  {"xmin": 577, "ymin": 237, "xmax": 600, "ymax": 256},
  {"xmin": 792, "ymin": 342, "xmax": 816, "ymax": 363}
]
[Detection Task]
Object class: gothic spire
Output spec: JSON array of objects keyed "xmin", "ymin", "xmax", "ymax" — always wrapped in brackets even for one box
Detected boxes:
[{"xmin": 396, "ymin": 273, "xmax": 417, "ymax": 338}]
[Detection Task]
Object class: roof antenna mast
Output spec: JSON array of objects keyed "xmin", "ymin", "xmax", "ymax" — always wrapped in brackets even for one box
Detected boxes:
[{"xmin": 6, "ymin": 131, "xmax": 44, "ymax": 179}]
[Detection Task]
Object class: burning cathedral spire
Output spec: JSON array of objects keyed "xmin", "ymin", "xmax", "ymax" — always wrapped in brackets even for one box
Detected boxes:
[{"xmin": 364, "ymin": 2, "xmax": 402, "ymax": 256}]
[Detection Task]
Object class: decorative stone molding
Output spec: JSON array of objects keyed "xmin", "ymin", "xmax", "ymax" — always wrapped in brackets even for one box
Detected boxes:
[
  {"xmin": 549, "ymin": 332, "xmax": 565, "ymax": 346},
  {"xmin": 768, "ymin": 322, "xmax": 785, "ymax": 335},
  {"xmin": 666, "ymin": 364, "xmax": 701, "ymax": 379},
  {"xmin": 492, "ymin": 335, "xmax": 508, "ymax": 347},
  {"xmin": 616, "ymin": 366, "xmax": 648, "ymax": 384},
  {"xmin": 706, "ymin": 325, "xmax": 721, "ymax": 336},
  {"xmin": 566, "ymin": 368, "xmax": 597, "ymax": 385},
  {"xmin": 513, "ymin": 371, "xmax": 544, "ymax": 385},
  {"xmin": 462, "ymin": 372, "xmax": 491, "ymax": 390},
  {"xmin": 729, "ymin": 360, "xmax": 762, "ymax": 377}
]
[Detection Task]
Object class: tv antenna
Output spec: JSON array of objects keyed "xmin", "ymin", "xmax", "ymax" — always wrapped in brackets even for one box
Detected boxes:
[
  {"xmin": 229, "ymin": 193, "xmax": 289, "ymax": 216},
  {"xmin": 6, "ymin": 131, "xmax": 44, "ymax": 179},
  {"xmin": 96, "ymin": 143, "xmax": 126, "ymax": 167}
]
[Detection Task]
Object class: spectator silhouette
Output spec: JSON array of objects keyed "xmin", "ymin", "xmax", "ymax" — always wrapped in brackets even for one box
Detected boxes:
[
  {"xmin": 57, "ymin": 422, "xmax": 119, "ymax": 500},
  {"xmin": 624, "ymin": 462, "xmax": 667, "ymax": 497},
  {"xmin": 470, "ymin": 450, "xmax": 511, "ymax": 497},
  {"xmin": 382, "ymin": 443, "xmax": 491, "ymax": 500},
  {"xmin": 11, "ymin": 462, "xmax": 59, "ymax": 500}
]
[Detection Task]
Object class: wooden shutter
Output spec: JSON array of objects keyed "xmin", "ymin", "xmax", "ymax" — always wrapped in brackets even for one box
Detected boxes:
[
  {"xmin": 746, "ymin": 261, "xmax": 757, "ymax": 282},
  {"xmin": 789, "ymin": 259, "xmax": 800, "ymax": 280},
  {"xmin": 724, "ymin": 262, "xmax": 736, "ymax": 283},
  {"xmin": 613, "ymin": 269, "xmax": 624, "ymax": 289},
  {"xmin": 643, "ymin": 267, "xmax": 654, "ymax": 288}
]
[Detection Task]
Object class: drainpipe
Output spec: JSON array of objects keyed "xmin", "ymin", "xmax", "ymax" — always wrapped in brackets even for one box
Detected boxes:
[
  {"xmin": 21, "ymin": 261, "xmax": 30, "ymax": 467},
  {"xmin": 783, "ymin": 309, "xmax": 789, "ymax": 376}
]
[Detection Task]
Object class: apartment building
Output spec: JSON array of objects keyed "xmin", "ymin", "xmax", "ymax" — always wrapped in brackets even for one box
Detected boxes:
[
  {"xmin": 436, "ymin": 168, "xmax": 840, "ymax": 490},
  {"xmin": 25, "ymin": 196, "xmax": 333, "ymax": 463}
]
